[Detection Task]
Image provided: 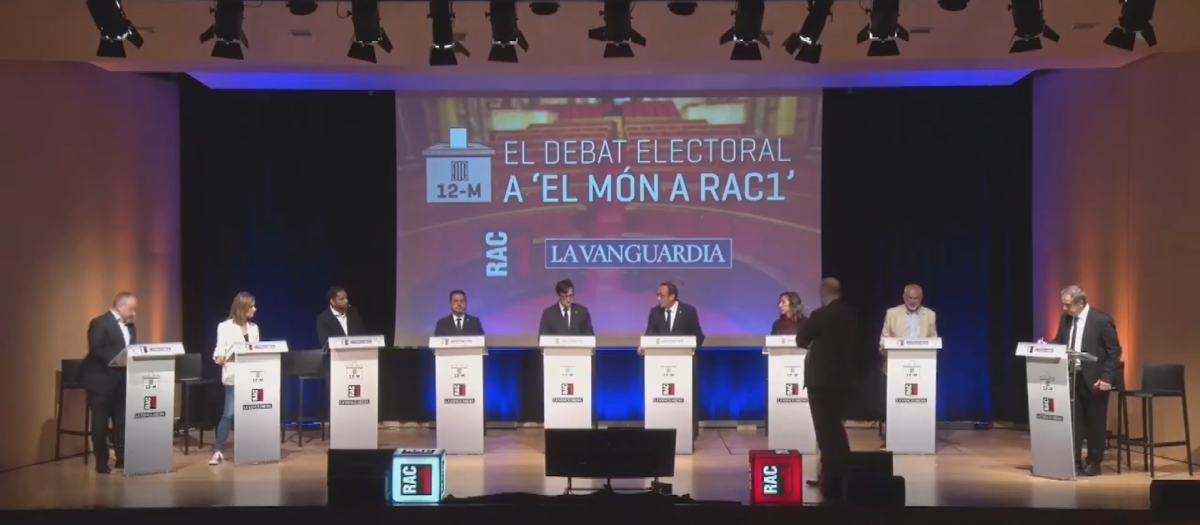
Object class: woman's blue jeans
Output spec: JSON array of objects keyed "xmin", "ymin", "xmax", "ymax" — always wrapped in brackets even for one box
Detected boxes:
[{"xmin": 214, "ymin": 384, "xmax": 235, "ymax": 452}]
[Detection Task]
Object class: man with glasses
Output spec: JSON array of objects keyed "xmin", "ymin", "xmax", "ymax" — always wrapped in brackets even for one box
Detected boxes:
[{"xmin": 538, "ymin": 279, "xmax": 595, "ymax": 336}]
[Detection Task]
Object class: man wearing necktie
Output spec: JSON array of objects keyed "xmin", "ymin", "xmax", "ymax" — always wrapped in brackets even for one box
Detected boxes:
[
  {"xmin": 645, "ymin": 282, "xmax": 706, "ymax": 442},
  {"xmin": 81, "ymin": 292, "xmax": 139, "ymax": 474},
  {"xmin": 434, "ymin": 289, "xmax": 486, "ymax": 336},
  {"xmin": 538, "ymin": 279, "xmax": 595, "ymax": 336},
  {"xmin": 1050, "ymin": 285, "xmax": 1123, "ymax": 477}
]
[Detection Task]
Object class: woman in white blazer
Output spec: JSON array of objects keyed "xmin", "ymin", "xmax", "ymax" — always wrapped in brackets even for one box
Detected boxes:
[{"xmin": 210, "ymin": 292, "xmax": 259, "ymax": 465}]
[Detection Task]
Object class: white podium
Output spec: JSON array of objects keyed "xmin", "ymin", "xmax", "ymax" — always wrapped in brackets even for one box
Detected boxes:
[
  {"xmin": 763, "ymin": 335, "xmax": 816, "ymax": 453},
  {"xmin": 232, "ymin": 340, "xmax": 288, "ymax": 465},
  {"xmin": 429, "ymin": 336, "xmax": 488, "ymax": 454},
  {"xmin": 113, "ymin": 343, "xmax": 185, "ymax": 476},
  {"xmin": 540, "ymin": 335, "xmax": 595, "ymax": 429},
  {"xmin": 639, "ymin": 335, "xmax": 696, "ymax": 455},
  {"xmin": 1016, "ymin": 342, "xmax": 1096, "ymax": 480},
  {"xmin": 882, "ymin": 337, "xmax": 941, "ymax": 454},
  {"xmin": 328, "ymin": 335, "xmax": 386, "ymax": 450}
]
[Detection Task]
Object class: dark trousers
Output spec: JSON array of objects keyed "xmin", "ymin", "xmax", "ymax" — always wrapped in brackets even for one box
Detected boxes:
[
  {"xmin": 87, "ymin": 386, "xmax": 126, "ymax": 463},
  {"xmin": 1074, "ymin": 373, "xmax": 1110, "ymax": 466},
  {"xmin": 808, "ymin": 386, "xmax": 851, "ymax": 481}
]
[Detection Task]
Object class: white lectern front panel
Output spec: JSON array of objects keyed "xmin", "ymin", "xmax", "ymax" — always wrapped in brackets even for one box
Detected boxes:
[
  {"xmin": 1017, "ymin": 342, "xmax": 1075, "ymax": 480},
  {"xmin": 122, "ymin": 343, "xmax": 184, "ymax": 476},
  {"xmin": 329, "ymin": 335, "xmax": 384, "ymax": 450},
  {"xmin": 234, "ymin": 341, "xmax": 287, "ymax": 465},
  {"xmin": 884, "ymin": 338, "xmax": 940, "ymax": 454},
  {"xmin": 764, "ymin": 337, "xmax": 815, "ymax": 453}
]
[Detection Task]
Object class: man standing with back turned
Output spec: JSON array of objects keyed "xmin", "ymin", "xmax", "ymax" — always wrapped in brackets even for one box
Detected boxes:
[
  {"xmin": 797, "ymin": 278, "xmax": 858, "ymax": 497},
  {"xmin": 82, "ymin": 292, "xmax": 138, "ymax": 474},
  {"xmin": 1051, "ymin": 285, "xmax": 1122, "ymax": 477}
]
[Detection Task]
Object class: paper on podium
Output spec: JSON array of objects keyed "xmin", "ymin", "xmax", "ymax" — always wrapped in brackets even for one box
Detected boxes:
[
  {"xmin": 109, "ymin": 343, "xmax": 185, "ymax": 367},
  {"xmin": 882, "ymin": 337, "xmax": 943, "ymax": 350},
  {"xmin": 329, "ymin": 335, "xmax": 385, "ymax": 350}
]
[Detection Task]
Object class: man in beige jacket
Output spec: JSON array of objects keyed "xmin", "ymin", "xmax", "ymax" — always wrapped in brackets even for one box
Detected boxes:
[{"xmin": 877, "ymin": 284, "xmax": 938, "ymax": 447}]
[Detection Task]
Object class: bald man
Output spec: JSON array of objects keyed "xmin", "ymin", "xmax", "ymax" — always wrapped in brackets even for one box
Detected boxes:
[
  {"xmin": 796, "ymin": 278, "xmax": 859, "ymax": 497},
  {"xmin": 878, "ymin": 284, "xmax": 938, "ymax": 446}
]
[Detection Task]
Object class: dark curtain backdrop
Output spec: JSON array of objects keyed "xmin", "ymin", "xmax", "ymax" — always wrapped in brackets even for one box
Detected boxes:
[
  {"xmin": 822, "ymin": 82, "xmax": 1034, "ymax": 423},
  {"xmin": 179, "ymin": 78, "xmax": 1033, "ymax": 428}
]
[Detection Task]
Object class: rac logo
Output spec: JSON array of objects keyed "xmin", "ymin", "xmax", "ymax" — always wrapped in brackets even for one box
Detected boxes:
[{"xmin": 485, "ymin": 232, "xmax": 507, "ymax": 277}]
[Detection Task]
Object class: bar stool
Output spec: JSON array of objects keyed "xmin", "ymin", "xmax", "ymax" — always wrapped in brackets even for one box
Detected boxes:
[
  {"xmin": 1120, "ymin": 364, "xmax": 1193, "ymax": 477},
  {"xmin": 175, "ymin": 353, "xmax": 218, "ymax": 455},
  {"xmin": 54, "ymin": 359, "xmax": 90, "ymax": 463},
  {"xmin": 281, "ymin": 350, "xmax": 327, "ymax": 447}
]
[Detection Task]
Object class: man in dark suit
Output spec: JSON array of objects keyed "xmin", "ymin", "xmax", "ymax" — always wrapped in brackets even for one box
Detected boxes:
[
  {"xmin": 434, "ymin": 289, "xmax": 485, "ymax": 336},
  {"xmin": 538, "ymin": 279, "xmax": 595, "ymax": 336},
  {"xmin": 644, "ymin": 281, "xmax": 705, "ymax": 442},
  {"xmin": 796, "ymin": 278, "xmax": 859, "ymax": 495},
  {"xmin": 317, "ymin": 286, "xmax": 369, "ymax": 349},
  {"xmin": 81, "ymin": 292, "xmax": 138, "ymax": 474},
  {"xmin": 1051, "ymin": 285, "xmax": 1122, "ymax": 477}
]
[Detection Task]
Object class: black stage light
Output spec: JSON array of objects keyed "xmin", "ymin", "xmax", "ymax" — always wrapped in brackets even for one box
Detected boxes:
[
  {"xmin": 348, "ymin": 1, "xmax": 393, "ymax": 63},
  {"xmin": 1104, "ymin": 0, "xmax": 1157, "ymax": 51},
  {"xmin": 487, "ymin": 1, "xmax": 528, "ymax": 63},
  {"xmin": 287, "ymin": 1, "xmax": 318, "ymax": 16},
  {"xmin": 719, "ymin": 1, "xmax": 768, "ymax": 61},
  {"xmin": 587, "ymin": 1, "xmax": 646, "ymax": 58},
  {"xmin": 783, "ymin": 0, "xmax": 833, "ymax": 64},
  {"xmin": 86, "ymin": 0, "xmax": 144, "ymax": 58},
  {"xmin": 200, "ymin": 0, "xmax": 248, "ymax": 60},
  {"xmin": 430, "ymin": 1, "xmax": 470, "ymax": 66},
  {"xmin": 855, "ymin": 0, "xmax": 908, "ymax": 57},
  {"xmin": 668, "ymin": 2, "xmax": 698, "ymax": 16},
  {"xmin": 529, "ymin": 2, "xmax": 560, "ymax": 16},
  {"xmin": 1008, "ymin": 0, "xmax": 1059, "ymax": 53},
  {"xmin": 938, "ymin": 0, "xmax": 969, "ymax": 11}
]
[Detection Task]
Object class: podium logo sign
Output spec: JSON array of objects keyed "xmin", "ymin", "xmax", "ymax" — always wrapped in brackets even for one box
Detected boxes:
[
  {"xmin": 1036, "ymin": 396, "xmax": 1064, "ymax": 422},
  {"xmin": 552, "ymin": 382, "xmax": 584, "ymax": 404},
  {"xmin": 398, "ymin": 464, "xmax": 433, "ymax": 496},
  {"xmin": 653, "ymin": 383, "xmax": 684, "ymax": 404},
  {"xmin": 776, "ymin": 383, "xmax": 807, "ymax": 403},
  {"xmin": 243, "ymin": 388, "xmax": 273, "ymax": 411},
  {"xmin": 445, "ymin": 383, "xmax": 476, "ymax": 405},
  {"xmin": 136, "ymin": 396, "xmax": 166, "ymax": 419},
  {"xmin": 896, "ymin": 383, "xmax": 929, "ymax": 404},
  {"xmin": 1039, "ymin": 375, "xmax": 1055, "ymax": 391},
  {"xmin": 346, "ymin": 365, "xmax": 363, "ymax": 381},
  {"xmin": 141, "ymin": 374, "xmax": 160, "ymax": 390},
  {"xmin": 452, "ymin": 365, "xmax": 467, "ymax": 378},
  {"xmin": 250, "ymin": 370, "xmax": 265, "ymax": 384},
  {"xmin": 559, "ymin": 365, "xmax": 575, "ymax": 378},
  {"xmin": 338, "ymin": 383, "xmax": 371, "ymax": 406},
  {"xmin": 1042, "ymin": 397, "xmax": 1055, "ymax": 412},
  {"xmin": 659, "ymin": 366, "xmax": 675, "ymax": 378},
  {"xmin": 904, "ymin": 364, "xmax": 920, "ymax": 379}
]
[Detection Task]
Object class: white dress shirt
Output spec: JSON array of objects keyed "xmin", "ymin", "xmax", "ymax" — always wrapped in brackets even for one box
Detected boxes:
[
  {"xmin": 111, "ymin": 310, "xmax": 130, "ymax": 346},
  {"xmin": 332, "ymin": 306, "xmax": 348, "ymax": 335}
]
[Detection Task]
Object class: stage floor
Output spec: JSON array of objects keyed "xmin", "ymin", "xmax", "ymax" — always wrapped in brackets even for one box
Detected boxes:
[{"xmin": 0, "ymin": 427, "xmax": 1193, "ymax": 510}]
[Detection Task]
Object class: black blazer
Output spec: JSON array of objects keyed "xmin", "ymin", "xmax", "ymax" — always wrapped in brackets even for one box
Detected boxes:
[
  {"xmin": 770, "ymin": 315, "xmax": 807, "ymax": 335},
  {"xmin": 1052, "ymin": 308, "xmax": 1123, "ymax": 386},
  {"xmin": 644, "ymin": 301, "xmax": 705, "ymax": 347},
  {"xmin": 317, "ymin": 307, "xmax": 369, "ymax": 351},
  {"xmin": 796, "ymin": 299, "xmax": 858, "ymax": 389},
  {"xmin": 539, "ymin": 303, "xmax": 595, "ymax": 336},
  {"xmin": 81, "ymin": 311, "xmax": 136, "ymax": 393},
  {"xmin": 434, "ymin": 314, "xmax": 485, "ymax": 337}
]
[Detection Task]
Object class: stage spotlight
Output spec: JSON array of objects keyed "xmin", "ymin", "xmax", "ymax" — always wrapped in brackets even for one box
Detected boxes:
[
  {"xmin": 487, "ymin": 2, "xmax": 529, "ymax": 63},
  {"xmin": 430, "ymin": 1, "xmax": 470, "ymax": 66},
  {"xmin": 1008, "ymin": 0, "xmax": 1059, "ymax": 53},
  {"xmin": 347, "ymin": 1, "xmax": 393, "ymax": 63},
  {"xmin": 668, "ymin": 2, "xmax": 698, "ymax": 16},
  {"xmin": 938, "ymin": 0, "xmax": 969, "ymax": 11},
  {"xmin": 587, "ymin": 2, "xmax": 646, "ymax": 58},
  {"xmin": 719, "ymin": 1, "xmax": 768, "ymax": 61},
  {"xmin": 856, "ymin": 0, "xmax": 908, "ymax": 57},
  {"xmin": 529, "ymin": 2, "xmax": 559, "ymax": 16},
  {"xmin": 783, "ymin": 0, "xmax": 834, "ymax": 64},
  {"xmin": 287, "ymin": 1, "xmax": 318, "ymax": 16},
  {"xmin": 200, "ymin": 1, "xmax": 248, "ymax": 60},
  {"xmin": 1104, "ymin": 0, "xmax": 1157, "ymax": 51},
  {"xmin": 86, "ymin": 0, "xmax": 144, "ymax": 58}
]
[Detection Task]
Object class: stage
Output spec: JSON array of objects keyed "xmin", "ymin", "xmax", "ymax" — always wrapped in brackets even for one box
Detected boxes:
[{"xmin": 0, "ymin": 427, "xmax": 1191, "ymax": 510}]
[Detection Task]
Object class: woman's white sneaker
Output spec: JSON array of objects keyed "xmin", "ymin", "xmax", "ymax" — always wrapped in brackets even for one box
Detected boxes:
[{"xmin": 208, "ymin": 451, "xmax": 224, "ymax": 466}]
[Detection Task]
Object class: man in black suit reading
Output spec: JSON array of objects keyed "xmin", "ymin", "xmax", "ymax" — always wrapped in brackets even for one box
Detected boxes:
[
  {"xmin": 538, "ymin": 279, "xmax": 595, "ymax": 336},
  {"xmin": 317, "ymin": 286, "xmax": 369, "ymax": 349},
  {"xmin": 796, "ymin": 278, "xmax": 859, "ymax": 495},
  {"xmin": 434, "ymin": 289, "xmax": 485, "ymax": 336},
  {"xmin": 645, "ymin": 281, "xmax": 705, "ymax": 441},
  {"xmin": 81, "ymin": 292, "xmax": 138, "ymax": 474},
  {"xmin": 1051, "ymin": 285, "xmax": 1122, "ymax": 477}
]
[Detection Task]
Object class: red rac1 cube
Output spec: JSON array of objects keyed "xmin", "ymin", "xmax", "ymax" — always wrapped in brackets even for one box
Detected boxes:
[{"xmin": 749, "ymin": 449, "xmax": 802, "ymax": 505}]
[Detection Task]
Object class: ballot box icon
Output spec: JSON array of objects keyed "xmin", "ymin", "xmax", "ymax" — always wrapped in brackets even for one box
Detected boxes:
[{"xmin": 424, "ymin": 127, "xmax": 495, "ymax": 203}]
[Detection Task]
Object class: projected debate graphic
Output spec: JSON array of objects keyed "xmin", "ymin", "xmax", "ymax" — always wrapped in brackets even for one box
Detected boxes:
[{"xmin": 395, "ymin": 95, "xmax": 822, "ymax": 347}]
